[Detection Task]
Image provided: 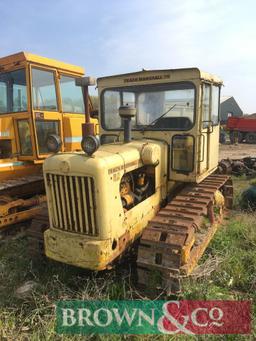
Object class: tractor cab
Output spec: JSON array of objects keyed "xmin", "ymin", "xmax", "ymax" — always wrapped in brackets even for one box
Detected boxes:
[
  {"xmin": 0, "ymin": 52, "xmax": 97, "ymax": 168},
  {"xmin": 98, "ymin": 68, "xmax": 222, "ymax": 183}
]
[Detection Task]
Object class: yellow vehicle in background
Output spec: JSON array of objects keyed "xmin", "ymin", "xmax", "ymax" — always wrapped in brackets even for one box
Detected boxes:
[
  {"xmin": 0, "ymin": 51, "xmax": 97, "ymax": 232},
  {"xmin": 38, "ymin": 68, "xmax": 233, "ymax": 294}
]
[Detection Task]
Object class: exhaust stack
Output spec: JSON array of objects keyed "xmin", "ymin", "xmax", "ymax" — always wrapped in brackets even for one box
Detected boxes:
[
  {"xmin": 119, "ymin": 105, "xmax": 136, "ymax": 143},
  {"xmin": 75, "ymin": 76, "xmax": 96, "ymax": 137}
]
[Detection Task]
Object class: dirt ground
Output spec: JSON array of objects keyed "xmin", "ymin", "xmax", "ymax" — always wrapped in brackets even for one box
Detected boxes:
[{"xmin": 219, "ymin": 143, "xmax": 256, "ymax": 160}]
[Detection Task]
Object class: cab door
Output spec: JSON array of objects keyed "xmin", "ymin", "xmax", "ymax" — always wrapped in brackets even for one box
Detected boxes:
[
  {"xmin": 199, "ymin": 83, "xmax": 221, "ymax": 174},
  {"xmin": 58, "ymin": 73, "xmax": 85, "ymax": 152},
  {"xmin": 12, "ymin": 67, "xmax": 38, "ymax": 161},
  {"xmin": 30, "ymin": 65, "xmax": 63, "ymax": 159}
]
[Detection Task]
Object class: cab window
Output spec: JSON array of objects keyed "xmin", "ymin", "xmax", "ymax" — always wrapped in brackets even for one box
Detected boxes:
[
  {"xmin": 202, "ymin": 84, "xmax": 220, "ymax": 127},
  {"xmin": 102, "ymin": 83, "xmax": 195, "ymax": 131},
  {"xmin": 35, "ymin": 120, "xmax": 59, "ymax": 154},
  {"xmin": 32, "ymin": 68, "xmax": 58, "ymax": 111},
  {"xmin": 103, "ymin": 90, "xmax": 121, "ymax": 129},
  {"xmin": 17, "ymin": 120, "xmax": 33, "ymax": 155},
  {"xmin": 211, "ymin": 86, "xmax": 220, "ymax": 125},
  {"xmin": 0, "ymin": 69, "xmax": 27, "ymax": 113},
  {"xmin": 202, "ymin": 84, "xmax": 210, "ymax": 128},
  {"xmin": 60, "ymin": 75, "xmax": 85, "ymax": 113}
]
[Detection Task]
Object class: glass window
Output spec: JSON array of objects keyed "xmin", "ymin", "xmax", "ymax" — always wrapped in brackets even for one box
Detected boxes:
[
  {"xmin": 103, "ymin": 90, "xmax": 121, "ymax": 129},
  {"xmin": 102, "ymin": 83, "xmax": 195, "ymax": 131},
  {"xmin": 35, "ymin": 120, "xmax": 59, "ymax": 154},
  {"xmin": 60, "ymin": 75, "xmax": 85, "ymax": 113},
  {"xmin": 0, "ymin": 82, "xmax": 7, "ymax": 113},
  {"xmin": 0, "ymin": 69, "xmax": 27, "ymax": 113},
  {"xmin": 17, "ymin": 120, "xmax": 33, "ymax": 155},
  {"xmin": 202, "ymin": 84, "xmax": 210, "ymax": 128},
  {"xmin": 211, "ymin": 86, "xmax": 220, "ymax": 125},
  {"xmin": 32, "ymin": 68, "xmax": 58, "ymax": 111},
  {"xmin": 172, "ymin": 135, "xmax": 194, "ymax": 172}
]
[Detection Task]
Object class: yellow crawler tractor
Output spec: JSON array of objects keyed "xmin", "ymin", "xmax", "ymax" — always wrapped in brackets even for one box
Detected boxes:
[
  {"xmin": 35, "ymin": 68, "xmax": 233, "ymax": 293},
  {"xmin": 0, "ymin": 52, "xmax": 97, "ymax": 235}
]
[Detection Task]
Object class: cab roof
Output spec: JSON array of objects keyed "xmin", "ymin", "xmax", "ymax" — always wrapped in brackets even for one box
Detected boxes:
[
  {"xmin": 97, "ymin": 68, "xmax": 223, "ymax": 87},
  {"xmin": 0, "ymin": 51, "xmax": 84, "ymax": 75}
]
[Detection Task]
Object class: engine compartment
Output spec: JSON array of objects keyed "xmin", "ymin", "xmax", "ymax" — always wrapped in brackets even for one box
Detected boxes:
[{"xmin": 119, "ymin": 165, "xmax": 156, "ymax": 211}]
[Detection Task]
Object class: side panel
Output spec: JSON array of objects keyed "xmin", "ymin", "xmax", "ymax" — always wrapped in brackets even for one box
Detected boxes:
[
  {"xmin": 227, "ymin": 117, "xmax": 256, "ymax": 132},
  {"xmin": 0, "ymin": 116, "xmax": 16, "ymax": 155},
  {"xmin": 208, "ymin": 125, "xmax": 220, "ymax": 170},
  {"xmin": 167, "ymin": 79, "xmax": 201, "ymax": 182},
  {"xmin": 62, "ymin": 114, "xmax": 84, "ymax": 151},
  {"xmin": 199, "ymin": 83, "xmax": 220, "ymax": 175}
]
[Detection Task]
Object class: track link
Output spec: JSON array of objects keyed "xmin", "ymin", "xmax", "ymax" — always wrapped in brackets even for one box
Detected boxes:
[{"xmin": 136, "ymin": 174, "xmax": 233, "ymax": 294}]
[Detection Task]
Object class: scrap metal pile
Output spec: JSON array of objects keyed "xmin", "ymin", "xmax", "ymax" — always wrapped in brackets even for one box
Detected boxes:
[{"xmin": 218, "ymin": 157, "xmax": 256, "ymax": 176}]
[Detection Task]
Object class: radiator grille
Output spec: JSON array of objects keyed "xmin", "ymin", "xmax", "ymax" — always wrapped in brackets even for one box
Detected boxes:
[{"xmin": 46, "ymin": 173, "xmax": 98, "ymax": 236}]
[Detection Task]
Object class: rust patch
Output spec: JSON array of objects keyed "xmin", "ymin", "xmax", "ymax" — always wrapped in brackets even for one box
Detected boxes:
[{"xmin": 118, "ymin": 230, "xmax": 130, "ymax": 252}]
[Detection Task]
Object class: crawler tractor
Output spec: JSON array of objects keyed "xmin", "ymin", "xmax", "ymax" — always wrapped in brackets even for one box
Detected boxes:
[
  {"xmin": 36, "ymin": 68, "xmax": 233, "ymax": 293},
  {"xmin": 0, "ymin": 52, "xmax": 97, "ymax": 234}
]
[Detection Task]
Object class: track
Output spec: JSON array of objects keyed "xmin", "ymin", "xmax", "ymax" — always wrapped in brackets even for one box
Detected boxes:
[
  {"xmin": 0, "ymin": 174, "xmax": 46, "ymax": 234},
  {"xmin": 0, "ymin": 175, "xmax": 44, "ymax": 198},
  {"xmin": 136, "ymin": 174, "xmax": 233, "ymax": 294}
]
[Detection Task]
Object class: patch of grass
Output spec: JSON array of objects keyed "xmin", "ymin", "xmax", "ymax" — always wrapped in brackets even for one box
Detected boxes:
[
  {"xmin": 0, "ymin": 177, "xmax": 255, "ymax": 339},
  {"xmin": 183, "ymin": 212, "xmax": 256, "ymax": 295},
  {"xmin": 232, "ymin": 176, "xmax": 251, "ymax": 208},
  {"xmin": 181, "ymin": 211, "xmax": 256, "ymax": 339},
  {"xmin": 0, "ymin": 239, "xmax": 136, "ymax": 340}
]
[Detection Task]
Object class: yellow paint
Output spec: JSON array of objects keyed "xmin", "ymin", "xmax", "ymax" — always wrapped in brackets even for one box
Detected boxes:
[
  {"xmin": 44, "ymin": 67, "xmax": 222, "ymax": 271},
  {"xmin": 0, "ymin": 51, "xmax": 98, "ymax": 229},
  {"xmin": 44, "ymin": 197, "xmax": 159, "ymax": 270},
  {"xmin": 0, "ymin": 163, "xmax": 41, "ymax": 181},
  {"xmin": 181, "ymin": 236, "xmax": 195, "ymax": 264},
  {"xmin": 0, "ymin": 51, "xmax": 84, "ymax": 75},
  {"xmin": 214, "ymin": 190, "xmax": 225, "ymax": 206},
  {"xmin": 44, "ymin": 139, "xmax": 167, "ymax": 268},
  {"xmin": 0, "ymin": 206, "xmax": 42, "ymax": 230},
  {"xmin": 0, "ymin": 51, "xmax": 97, "ymax": 173}
]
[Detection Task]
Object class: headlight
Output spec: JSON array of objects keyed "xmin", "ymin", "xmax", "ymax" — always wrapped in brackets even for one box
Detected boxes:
[
  {"xmin": 81, "ymin": 135, "xmax": 100, "ymax": 156},
  {"xmin": 46, "ymin": 134, "xmax": 62, "ymax": 153}
]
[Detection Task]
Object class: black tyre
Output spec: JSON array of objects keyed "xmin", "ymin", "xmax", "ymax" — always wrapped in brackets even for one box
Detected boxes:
[
  {"xmin": 229, "ymin": 131, "xmax": 235, "ymax": 144},
  {"xmin": 219, "ymin": 132, "xmax": 226, "ymax": 144},
  {"xmin": 238, "ymin": 131, "xmax": 244, "ymax": 143},
  {"xmin": 245, "ymin": 133, "xmax": 256, "ymax": 144}
]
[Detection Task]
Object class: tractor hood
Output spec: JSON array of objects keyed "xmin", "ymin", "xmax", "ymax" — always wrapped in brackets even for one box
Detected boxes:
[{"xmin": 43, "ymin": 139, "xmax": 162, "ymax": 177}]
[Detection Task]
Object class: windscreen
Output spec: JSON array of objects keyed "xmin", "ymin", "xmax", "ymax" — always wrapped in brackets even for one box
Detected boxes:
[{"xmin": 102, "ymin": 83, "xmax": 195, "ymax": 130}]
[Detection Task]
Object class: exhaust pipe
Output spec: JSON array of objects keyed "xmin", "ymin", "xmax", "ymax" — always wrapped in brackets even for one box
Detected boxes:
[
  {"xmin": 75, "ymin": 76, "xmax": 96, "ymax": 137},
  {"xmin": 119, "ymin": 105, "xmax": 136, "ymax": 143}
]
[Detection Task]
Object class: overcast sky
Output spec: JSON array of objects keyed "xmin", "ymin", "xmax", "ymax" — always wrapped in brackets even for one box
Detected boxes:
[{"xmin": 1, "ymin": 0, "xmax": 255, "ymax": 112}]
